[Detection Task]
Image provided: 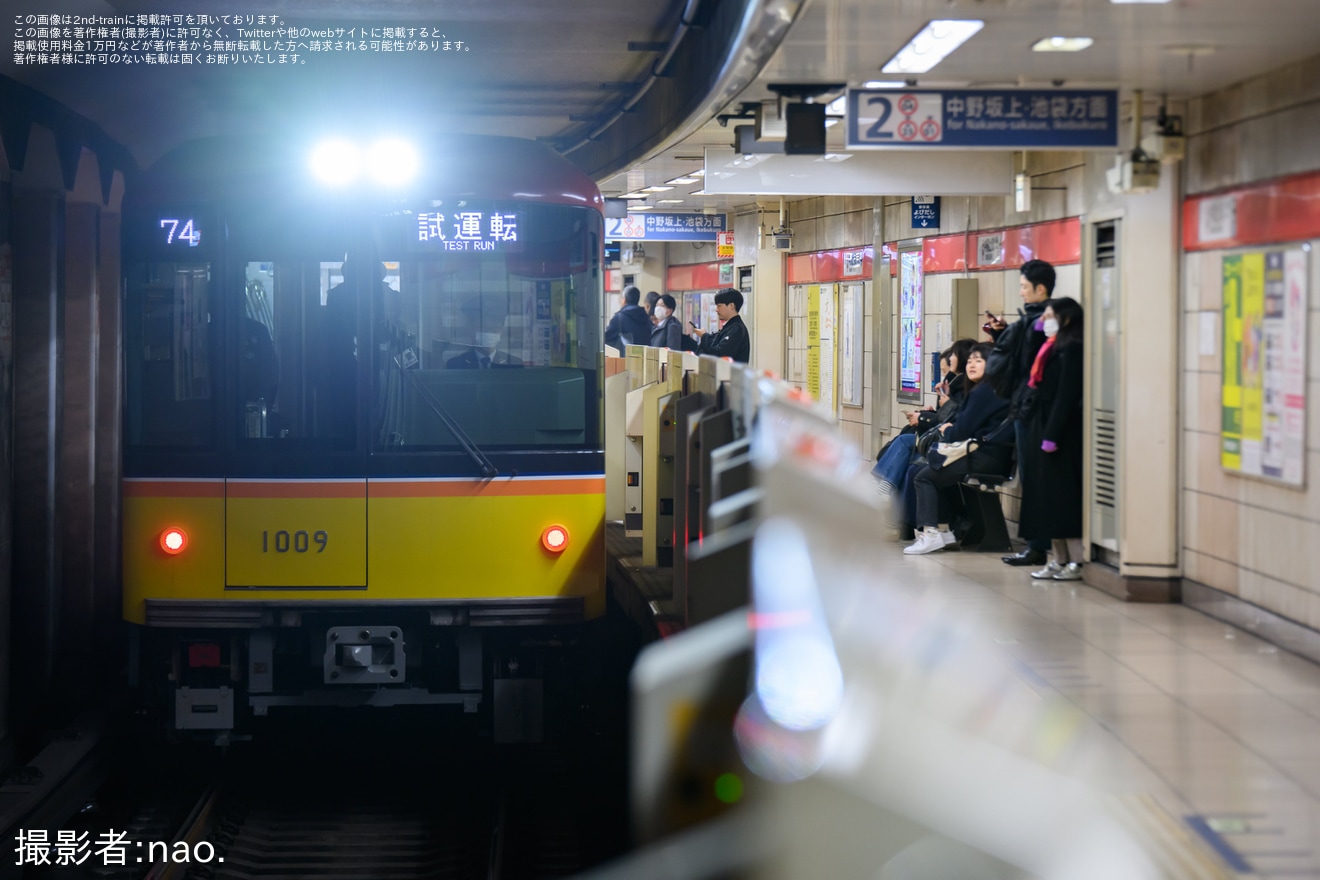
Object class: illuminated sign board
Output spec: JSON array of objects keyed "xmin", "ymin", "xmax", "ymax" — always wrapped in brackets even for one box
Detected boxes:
[
  {"xmin": 415, "ymin": 210, "xmax": 520, "ymax": 251},
  {"xmin": 159, "ymin": 217, "xmax": 201, "ymax": 247}
]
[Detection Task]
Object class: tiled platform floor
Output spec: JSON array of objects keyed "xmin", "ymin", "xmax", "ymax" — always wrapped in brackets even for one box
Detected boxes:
[{"xmin": 890, "ymin": 544, "xmax": 1320, "ymax": 878}]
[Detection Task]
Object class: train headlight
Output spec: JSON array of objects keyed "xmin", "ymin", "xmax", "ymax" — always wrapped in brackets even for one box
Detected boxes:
[
  {"xmin": 366, "ymin": 138, "xmax": 419, "ymax": 186},
  {"xmin": 309, "ymin": 140, "xmax": 360, "ymax": 186},
  {"xmin": 160, "ymin": 527, "xmax": 188, "ymax": 556},
  {"xmin": 541, "ymin": 524, "xmax": 570, "ymax": 554}
]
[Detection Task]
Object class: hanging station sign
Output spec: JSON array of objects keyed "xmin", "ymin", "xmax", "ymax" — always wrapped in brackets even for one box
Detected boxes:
[
  {"xmin": 846, "ymin": 88, "xmax": 1120, "ymax": 150},
  {"xmin": 605, "ymin": 213, "xmax": 727, "ymax": 242}
]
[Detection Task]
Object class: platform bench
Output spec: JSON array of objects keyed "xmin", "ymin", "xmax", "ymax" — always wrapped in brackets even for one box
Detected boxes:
[{"xmin": 956, "ymin": 474, "xmax": 1013, "ymax": 552}]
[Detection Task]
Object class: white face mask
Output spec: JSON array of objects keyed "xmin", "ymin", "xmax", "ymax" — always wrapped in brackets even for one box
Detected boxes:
[
  {"xmin": 1043, "ymin": 318, "xmax": 1060, "ymax": 338},
  {"xmin": 654, "ymin": 306, "xmax": 671, "ymax": 319},
  {"xmin": 476, "ymin": 331, "xmax": 502, "ymax": 348}
]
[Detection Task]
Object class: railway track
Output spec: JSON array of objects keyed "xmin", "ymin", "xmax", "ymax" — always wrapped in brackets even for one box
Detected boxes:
[{"xmin": 109, "ymin": 723, "xmax": 603, "ymax": 880}]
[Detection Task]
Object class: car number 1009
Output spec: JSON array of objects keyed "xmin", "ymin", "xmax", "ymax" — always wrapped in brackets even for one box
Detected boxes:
[{"xmin": 262, "ymin": 530, "xmax": 329, "ymax": 553}]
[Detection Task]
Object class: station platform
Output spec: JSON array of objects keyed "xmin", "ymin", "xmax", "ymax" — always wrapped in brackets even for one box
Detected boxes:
[
  {"xmin": 897, "ymin": 546, "xmax": 1320, "ymax": 878},
  {"xmin": 609, "ymin": 513, "xmax": 1320, "ymax": 878}
]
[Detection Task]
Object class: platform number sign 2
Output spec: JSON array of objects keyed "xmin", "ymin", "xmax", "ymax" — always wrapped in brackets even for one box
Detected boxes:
[
  {"xmin": 160, "ymin": 217, "xmax": 201, "ymax": 247},
  {"xmin": 859, "ymin": 93, "xmax": 944, "ymax": 144}
]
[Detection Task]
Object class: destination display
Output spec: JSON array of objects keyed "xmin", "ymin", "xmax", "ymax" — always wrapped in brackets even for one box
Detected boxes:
[{"xmin": 414, "ymin": 208, "xmax": 521, "ymax": 251}]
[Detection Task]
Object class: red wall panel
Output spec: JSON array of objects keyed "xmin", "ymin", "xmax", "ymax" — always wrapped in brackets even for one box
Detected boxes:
[
  {"xmin": 784, "ymin": 247, "xmax": 874, "ymax": 284},
  {"xmin": 1184, "ymin": 170, "xmax": 1320, "ymax": 251}
]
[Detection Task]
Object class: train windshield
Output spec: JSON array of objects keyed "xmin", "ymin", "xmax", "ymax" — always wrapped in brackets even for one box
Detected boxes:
[{"xmin": 370, "ymin": 202, "xmax": 601, "ymax": 452}]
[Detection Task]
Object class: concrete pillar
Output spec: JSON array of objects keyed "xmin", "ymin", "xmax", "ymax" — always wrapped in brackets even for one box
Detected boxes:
[
  {"xmin": 10, "ymin": 187, "xmax": 64, "ymax": 734},
  {"xmin": 0, "ymin": 180, "xmax": 14, "ymax": 761},
  {"xmin": 57, "ymin": 200, "xmax": 99, "ymax": 695},
  {"xmin": 94, "ymin": 210, "xmax": 122, "ymax": 665}
]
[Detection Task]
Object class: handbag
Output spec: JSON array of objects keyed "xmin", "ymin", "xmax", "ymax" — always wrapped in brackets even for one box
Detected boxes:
[
  {"xmin": 916, "ymin": 426, "xmax": 942, "ymax": 456},
  {"xmin": 930, "ymin": 438, "xmax": 979, "ymax": 469}
]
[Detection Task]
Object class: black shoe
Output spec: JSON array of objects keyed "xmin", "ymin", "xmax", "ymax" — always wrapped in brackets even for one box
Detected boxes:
[{"xmin": 1002, "ymin": 549, "xmax": 1046, "ymax": 566}]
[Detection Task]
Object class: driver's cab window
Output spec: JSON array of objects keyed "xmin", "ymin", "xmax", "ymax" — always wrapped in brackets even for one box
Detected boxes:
[{"xmin": 239, "ymin": 258, "xmax": 399, "ymax": 445}]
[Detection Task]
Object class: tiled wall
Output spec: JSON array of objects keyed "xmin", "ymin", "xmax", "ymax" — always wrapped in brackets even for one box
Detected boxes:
[
  {"xmin": 784, "ymin": 198, "xmax": 876, "ymax": 459},
  {"xmin": 1181, "ymin": 53, "xmax": 1320, "ymax": 624},
  {"xmin": 1182, "ymin": 244, "xmax": 1320, "ymax": 622}
]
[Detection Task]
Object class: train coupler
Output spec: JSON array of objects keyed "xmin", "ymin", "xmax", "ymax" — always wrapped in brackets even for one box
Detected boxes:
[{"xmin": 324, "ymin": 625, "xmax": 405, "ymax": 685}]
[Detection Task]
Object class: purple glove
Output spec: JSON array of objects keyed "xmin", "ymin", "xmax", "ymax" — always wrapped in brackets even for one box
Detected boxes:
[
  {"xmin": 1041, "ymin": 440, "xmax": 1058, "ymax": 453},
  {"xmin": 1033, "ymin": 318, "xmax": 1045, "ymax": 331}
]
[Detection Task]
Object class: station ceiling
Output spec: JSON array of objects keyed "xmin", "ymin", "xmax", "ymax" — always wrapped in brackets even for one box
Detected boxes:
[
  {"xmin": 3, "ymin": 0, "xmax": 1319, "ymax": 220},
  {"xmin": 602, "ymin": 0, "xmax": 1320, "ymax": 215}
]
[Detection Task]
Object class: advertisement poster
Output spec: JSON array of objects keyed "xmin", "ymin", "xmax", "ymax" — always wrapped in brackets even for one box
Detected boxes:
[
  {"xmin": 819, "ymin": 283, "xmax": 837, "ymax": 413},
  {"xmin": 1221, "ymin": 248, "xmax": 1308, "ymax": 486},
  {"xmin": 898, "ymin": 251, "xmax": 924, "ymax": 402},
  {"xmin": 807, "ymin": 284, "xmax": 821, "ymax": 400},
  {"xmin": 840, "ymin": 283, "xmax": 864, "ymax": 407}
]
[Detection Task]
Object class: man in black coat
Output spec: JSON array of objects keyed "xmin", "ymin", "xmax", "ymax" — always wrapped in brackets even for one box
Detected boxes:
[
  {"xmin": 604, "ymin": 286, "xmax": 653, "ymax": 352},
  {"xmin": 983, "ymin": 259, "xmax": 1054, "ymax": 567},
  {"xmin": 687, "ymin": 287, "xmax": 750, "ymax": 363}
]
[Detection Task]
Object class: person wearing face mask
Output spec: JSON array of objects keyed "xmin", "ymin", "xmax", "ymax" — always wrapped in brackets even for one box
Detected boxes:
[
  {"xmin": 446, "ymin": 313, "xmax": 523, "ymax": 369},
  {"xmin": 1017, "ymin": 296, "xmax": 1085, "ymax": 580},
  {"xmin": 649, "ymin": 293, "xmax": 683, "ymax": 349}
]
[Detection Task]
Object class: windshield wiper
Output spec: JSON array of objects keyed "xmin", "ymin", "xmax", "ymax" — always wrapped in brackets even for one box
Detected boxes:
[{"xmin": 403, "ymin": 371, "xmax": 498, "ymax": 479}]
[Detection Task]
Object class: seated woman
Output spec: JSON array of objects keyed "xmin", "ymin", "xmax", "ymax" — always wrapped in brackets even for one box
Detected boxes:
[
  {"xmin": 872, "ymin": 339, "xmax": 972, "ymax": 512},
  {"xmin": 902, "ymin": 343, "xmax": 1015, "ymax": 555}
]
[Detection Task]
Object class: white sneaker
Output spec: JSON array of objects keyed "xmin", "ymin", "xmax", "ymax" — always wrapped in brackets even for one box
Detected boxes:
[
  {"xmin": 904, "ymin": 528, "xmax": 947, "ymax": 556},
  {"xmin": 940, "ymin": 529, "xmax": 959, "ymax": 548},
  {"xmin": 1053, "ymin": 563, "xmax": 1084, "ymax": 581},
  {"xmin": 1031, "ymin": 561, "xmax": 1063, "ymax": 580}
]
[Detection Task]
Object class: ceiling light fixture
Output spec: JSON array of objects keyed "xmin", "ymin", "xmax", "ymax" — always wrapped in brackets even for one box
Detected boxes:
[
  {"xmin": 621, "ymin": 191, "xmax": 649, "ymax": 199},
  {"xmin": 1032, "ymin": 36, "xmax": 1094, "ymax": 52},
  {"xmin": 643, "ymin": 185, "xmax": 673, "ymax": 192},
  {"xmin": 690, "ymin": 169, "xmax": 706, "ymax": 177},
  {"xmin": 666, "ymin": 176, "xmax": 699, "ymax": 185},
  {"xmin": 657, "ymin": 199, "xmax": 684, "ymax": 203},
  {"xmin": 863, "ymin": 80, "xmax": 907, "ymax": 89},
  {"xmin": 882, "ymin": 20, "xmax": 984, "ymax": 75},
  {"xmin": 631, "ymin": 205, "xmax": 654, "ymax": 211}
]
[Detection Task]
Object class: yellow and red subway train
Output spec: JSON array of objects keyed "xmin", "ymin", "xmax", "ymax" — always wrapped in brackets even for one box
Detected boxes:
[{"xmin": 120, "ymin": 132, "xmax": 607, "ymax": 739}]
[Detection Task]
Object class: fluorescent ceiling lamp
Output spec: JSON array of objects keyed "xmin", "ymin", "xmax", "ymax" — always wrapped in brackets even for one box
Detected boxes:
[
  {"xmin": 666, "ymin": 176, "xmax": 699, "ymax": 184},
  {"xmin": 1032, "ymin": 36, "xmax": 1093, "ymax": 52},
  {"xmin": 643, "ymin": 185, "xmax": 673, "ymax": 192},
  {"xmin": 690, "ymin": 169, "xmax": 705, "ymax": 177},
  {"xmin": 825, "ymin": 119, "xmax": 839, "ymax": 128},
  {"xmin": 882, "ymin": 20, "xmax": 984, "ymax": 74},
  {"xmin": 657, "ymin": 199, "xmax": 684, "ymax": 204},
  {"xmin": 621, "ymin": 191, "xmax": 649, "ymax": 199},
  {"xmin": 630, "ymin": 205, "xmax": 653, "ymax": 211},
  {"xmin": 1110, "ymin": 0, "xmax": 1171, "ymax": 3},
  {"xmin": 863, "ymin": 80, "xmax": 907, "ymax": 89}
]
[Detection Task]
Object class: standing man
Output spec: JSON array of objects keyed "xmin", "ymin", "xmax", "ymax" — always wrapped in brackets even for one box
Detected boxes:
[
  {"xmin": 984, "ymin": 259, "xmax": 1055, "ymax": 567},
  {"xmin": 687, "ymin": 287, "xmax": 750, "ymax": 363},
  {"xmin": 604, "ymin": 286, "xmax": 654, "ymax": 352}
]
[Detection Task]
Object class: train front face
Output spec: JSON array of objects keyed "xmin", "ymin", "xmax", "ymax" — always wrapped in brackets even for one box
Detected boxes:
[{"xmin": 120, "ymin": 136, "xmax": 607, "ymax": 736}]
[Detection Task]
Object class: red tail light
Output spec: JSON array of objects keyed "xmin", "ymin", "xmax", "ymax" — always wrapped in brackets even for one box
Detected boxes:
[{"xmin": 160, "ymin": 528, "xmax": 188, "ymax": 555}]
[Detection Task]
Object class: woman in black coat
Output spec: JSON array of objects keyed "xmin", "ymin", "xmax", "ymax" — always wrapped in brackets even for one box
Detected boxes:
[
  {"xmin": 1017, "ymin": 296, "xmax": 1085, "ymax": 581},
  {"xmin": 903, "ymin": 343, "xmax": 1015, "ymax": 555}
]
